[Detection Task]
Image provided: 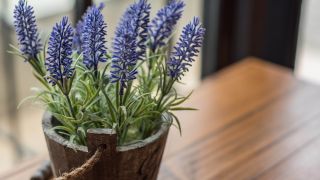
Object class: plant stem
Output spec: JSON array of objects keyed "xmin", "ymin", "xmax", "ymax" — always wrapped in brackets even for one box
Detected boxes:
[
  {"xmin": 116, "ymin": 82, "xmax": 120, "ymax": 107},
  {"xmin": 65, "ymin": 94, "xmax": 76, "ymax": 119},
  {"xmin": 147, "ymin": 51, "xmax": 155, "ymax": 85},
  {"xmin": 94, "ymin": 66, "xmax": 99, "ymax": 82},
  {"xmin": 156, "ymin": 94, "xmax": 164, "ymax": 110},
  {"xmin": 120, "ymin": 94, "xmax": 123, "ymax": 106},
  {"xmin": 123, "ymin": 81, "xmax": 132, "ymax": 105}
]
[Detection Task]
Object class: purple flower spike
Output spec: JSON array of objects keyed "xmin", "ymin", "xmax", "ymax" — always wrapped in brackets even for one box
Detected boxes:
[
  {"xmin": 13, "ymin": 0, "xmax": 42, "ymax": 60},
  {"xmin": 73, "ymin": 21, "xmax": 84, "ymax": 53},
  {"xmin": 149, "ymin": 0, "xmax": 185, "ymax": 52},
  {"xmin": 122, "ymin": 0, "xmax": 151, "ymax": 60},
  {"xmin": 82, "ymin": 5, "xmax": 107, "ymax": 70},
  {"xmin": 46, "ymin": 17, "xmax": 74, "ymax": 86},
  {"xmin": 111, "ymin": 0, "xmax": 150, "ymax": 95},
  {"xmin": 73, "ymin": 3, "xmax": 105, "ymax": 54},
  {"xmin": 111, "ymin": 22, "xmax": 138, "ymax": 95},
  {"xmin": 167, "ymin": 17, "xmax": 205, "ymax": 79}
]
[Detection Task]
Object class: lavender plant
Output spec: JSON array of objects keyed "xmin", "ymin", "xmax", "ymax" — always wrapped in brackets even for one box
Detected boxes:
[
  {"xmin": 82, "ymin": 5, "xmax": 107, "ymax": 73},
  {"xmin": 10, "ymin": 0, "xmax": 205, "ymax": 146}
]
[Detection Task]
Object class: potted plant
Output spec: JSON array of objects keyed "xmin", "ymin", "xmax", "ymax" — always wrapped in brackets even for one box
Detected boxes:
[{"xmin": 10, "ymin": 0, "xmax": 205, "ymax": 179}]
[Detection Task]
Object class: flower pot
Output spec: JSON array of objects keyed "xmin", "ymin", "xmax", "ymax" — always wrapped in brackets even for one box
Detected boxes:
[{"xmin": 42, "ymin": 112, "xmax": 171, "ymax": 180}]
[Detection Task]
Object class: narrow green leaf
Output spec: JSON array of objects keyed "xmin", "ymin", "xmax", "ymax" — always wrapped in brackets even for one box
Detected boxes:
[
  {"xmin": 170, "ymin": 107, "xmax": 198, "ymax": 111},
  {"xmin": 169, "ymin": 112, "xmax": 182, "ymax": 136},
  {"xmin": 17, "ymin": 96, "xmax": 36, "ymax": 109},
  {"xmin": 171, "ymin": 91, "xmax": 193, "ymax": 106},
  {"xmin": 52, "ymin": 125, "xmax": 75, "ymax": 134}
]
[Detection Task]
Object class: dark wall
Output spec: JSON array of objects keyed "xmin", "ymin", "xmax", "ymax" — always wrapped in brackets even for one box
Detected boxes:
[
  {"xmin": 74, "ymin": 0, "xmax": 93, "ymax": 22},
  {"xmin": 202, "ymin": 0, "xmax": 303, "ymax": 78}
]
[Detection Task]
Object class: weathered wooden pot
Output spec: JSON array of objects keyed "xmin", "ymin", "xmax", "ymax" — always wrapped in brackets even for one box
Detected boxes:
[{"xmin": 42, "ymin": 112, "xmax": 171, "ymax": 180}]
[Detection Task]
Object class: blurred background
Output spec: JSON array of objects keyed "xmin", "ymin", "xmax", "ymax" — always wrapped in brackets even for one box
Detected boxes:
[{"xmin": 0, "ymin": 0, "xmax": 319, "ymax": 175}]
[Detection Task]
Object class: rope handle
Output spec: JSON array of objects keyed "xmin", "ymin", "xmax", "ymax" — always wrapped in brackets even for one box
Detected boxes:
[{"xmin": 55, "ymin": 146, "xmax": 104, "ymax": 180}]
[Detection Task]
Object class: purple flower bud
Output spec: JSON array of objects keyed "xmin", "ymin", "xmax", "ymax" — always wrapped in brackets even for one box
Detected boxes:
[
  {"xmin": 167, "ymin": 17, "xmax": 205, "ymax": 79},
  {"xmin": 13, "ymin": 0, "xmax": 42, "ymax": 60},
  {"xmin": 149, "ymin": 0, "xmax": 185, "ymax": 52},
  {"xmin": 73, "ymin": 3, "xmax": 105, "ymax": 54},
  {"xmin": 111, "ymin": 0, "xmax": 150, "ymax": 95},
  {"xmin": 46, "ymin": 17, "xmax": 74, "ymax": 86},
  {"xmin": 82, "ymin": 5, "xmax": 107, "ymax": 70}
]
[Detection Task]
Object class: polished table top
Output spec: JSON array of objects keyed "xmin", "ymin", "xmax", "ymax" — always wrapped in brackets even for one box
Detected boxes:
[{"xmin": 2, "ymin": 57, "xmax": 320, "ymax": 180}]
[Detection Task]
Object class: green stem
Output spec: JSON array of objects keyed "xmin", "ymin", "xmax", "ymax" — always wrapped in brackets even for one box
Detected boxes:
[
  {"xmin": 62, "ymin": 79, "xmax": 76, "ymax": 119},
  {"xmin": 116, "ymin": 82, "xmax": 120, "ymax": 107},
  {"xmin": 147, "ymin": 51, "xmax": 156, "ymax": 85},
  {"xmin": 66, "ymin": 94, "xmax": 76, "ymax": 119},
  {"xmin": 29, "ymin": 59, "xmax": 45, "ymax": 77},
  {"xmin": 93, "ymin": 66, "xmax": 99, "ymax": 84},
  {"xmin": 123, "ymin": 82, "xmax": 132, "ymax": 105},
  {"xmin": 156, "ymin": 94, "xmax": 165, "ymax": 110},
  {"xmin": 120, "ymin": 94, "xmax": 123, "ymax": 106}
]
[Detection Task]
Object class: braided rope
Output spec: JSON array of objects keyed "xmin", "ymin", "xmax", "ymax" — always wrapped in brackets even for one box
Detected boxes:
[{"xmin": 55, "ymin": 146, "xmax": 104, "ymax": 180}]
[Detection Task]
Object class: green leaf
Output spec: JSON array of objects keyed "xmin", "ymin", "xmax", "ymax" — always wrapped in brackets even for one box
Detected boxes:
[
  {"xmin": 115, "ymin": 82, "xmax": 120, "ymax": 107},
  {"xmin": 69, "ymin": 135, "xmax": 76, "ymax": 144},
  {"xmin": 171, "ymin": 91, "xmax": 193, "ymax": 106},
  {"xmin": 9, "ymin": 44, "xmax": 21, "ymax": 52},
  {"xmin": 33, "ymin": 72, "xmax": 50, "ymax": 90},
  {"xmin": 102, "ymin": 90, "xmax": 117, "ymax": 123},
  {"xmin": 169, "ymin": 112, "xmax": 182, "ymax": 136},
  {"xmin": 77, "ymin": 80, "xmax": 91, "ymax": 104},
  {"xmin": 51, "ymin": 112, "xmax": 76, "ymax": 129},
  {"xmin": 85, "ymin": 96, "xmax": 101, "ymax": 110},
  {"xmin": 42, "ymin": 35, "xmax": 50, "ymax": 63},
  {"xmin": 120, "ymin": 106, "xmax": 128, "ymax": 120},
  {"xmin": 7, "ymin": 50, "xmax": 26, "ymax": 59},
  {"xmin": 170, "ymin": 107, "xmax": 198, "ymax": 111},
  {"xmin": 52, "ymin": 125, "xmax": 75, "ymax": 134},
  {"xmin": 66, "ymin": 71, "xmax": 76, "ymax": 94},
  {"xmin": 131, "ymin": 98, "xmax": 144, "ymax": 116},
  {"xmin": 17, "ymin": 96, "xmax": 36, "ymax": 109}
]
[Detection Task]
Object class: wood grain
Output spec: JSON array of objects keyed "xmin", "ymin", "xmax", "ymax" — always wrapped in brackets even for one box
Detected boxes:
[
  {"xmin": 43, "ymin": 113, "xmax": 170, "ymax": 180},
  {"xmin": 258, "ymin": 137, "xmax": 320, "ymax": 180},
  {"xmin": 165, "ymin": 84, "xmax": 320, "ymax": 179},
  {"xmin": 2, "ymin": 57, "xmax": 320, "ymax": 180},
  {"xmin": 165, "ymin": 57, "xmax": 298, "ymax": 158}
]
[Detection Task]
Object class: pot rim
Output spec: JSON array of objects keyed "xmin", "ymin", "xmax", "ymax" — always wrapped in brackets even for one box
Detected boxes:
[{"xmin": 42, "ymin": 111, "xmax": 171, "ymax": 152}]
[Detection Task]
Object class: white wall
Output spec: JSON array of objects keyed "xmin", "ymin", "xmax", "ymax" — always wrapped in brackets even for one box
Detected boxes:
[{"xmin": 295, "ymin": 0, "xmax": 320, "ymax": 84}]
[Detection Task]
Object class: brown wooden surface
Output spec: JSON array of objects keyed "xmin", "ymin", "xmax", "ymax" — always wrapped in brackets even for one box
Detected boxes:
[
  {"xmin": 2, "ymin": 57, "xmax": 320, "ymax": 180},
  {"xmin": 43, "ymin": 113, "xmax": 169, "ymax": 180}
]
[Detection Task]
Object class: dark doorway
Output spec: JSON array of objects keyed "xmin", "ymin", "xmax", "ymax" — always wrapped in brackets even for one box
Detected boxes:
[{"xmin": 202, "ymin": 0, "xmax": 303, "ymax": 78}]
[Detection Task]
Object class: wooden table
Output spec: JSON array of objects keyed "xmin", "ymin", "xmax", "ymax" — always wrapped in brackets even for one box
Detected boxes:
[{"xmin": 2, "ymin": 57, "xmax": 320, "ymax": 180}]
